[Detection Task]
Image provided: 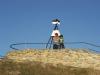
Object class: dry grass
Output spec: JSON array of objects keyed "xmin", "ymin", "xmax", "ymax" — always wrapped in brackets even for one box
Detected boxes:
[{"xmin": 0, "ymin": 48, "xmax": 100, "ymax": 75}]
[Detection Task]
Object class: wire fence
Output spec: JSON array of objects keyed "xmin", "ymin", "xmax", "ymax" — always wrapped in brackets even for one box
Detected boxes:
[
  {"xmin": 0, "ymin": 55, "xmax": 5, "ymax": 60},
  {"xmin": 9, "ymin": 42, "xmax": 100, "ymax": 53}
]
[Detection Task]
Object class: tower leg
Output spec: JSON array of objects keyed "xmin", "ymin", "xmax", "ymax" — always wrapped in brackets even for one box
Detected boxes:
[
  {"xmin": 49, "ymin": 38, "xmax": 53, "ymax": 49},
  {"xmin": 54, "ymin": 24, "xmax": 59, "ymax": 30},
  {"xmin": 46, "ymin": 36, "xmax": 52, "ymax": 49}
]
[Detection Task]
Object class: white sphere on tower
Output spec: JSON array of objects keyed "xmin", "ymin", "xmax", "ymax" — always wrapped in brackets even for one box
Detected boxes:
[{"xmin": 51, "ymin": 30, "xmax": 61, "ymax": 36}]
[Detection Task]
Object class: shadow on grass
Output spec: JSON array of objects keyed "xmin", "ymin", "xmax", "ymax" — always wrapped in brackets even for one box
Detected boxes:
[{"xmin": 0, "ymin": 59, "xmax": 100, "ymax": 75}]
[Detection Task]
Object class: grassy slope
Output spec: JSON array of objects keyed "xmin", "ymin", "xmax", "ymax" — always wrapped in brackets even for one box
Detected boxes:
[{"xmin": 0, "ymin": 48, "xmax": 100, "ymax": 75}]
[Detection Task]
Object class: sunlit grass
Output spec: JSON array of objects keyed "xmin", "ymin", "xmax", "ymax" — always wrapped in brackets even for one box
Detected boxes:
[
  {"xmin": 0, "ymin": 59, "xmax": 100, "ymax": 75},
  {"xmin": 6, "ymin": 49, "xmax": 100, "ymax": 70},
  {"xmin": 0, "ymin": 48, "xmax": 100, "ymax": 75}
]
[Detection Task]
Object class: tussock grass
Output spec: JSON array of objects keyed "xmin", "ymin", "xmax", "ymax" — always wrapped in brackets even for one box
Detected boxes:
[
  {"xmin": 0, "ymin": 59, "xmax": 100, "ymax": 75},
  {"xmin": 0, "ymin": 48, "xmax": 100, "ymax": 75}
]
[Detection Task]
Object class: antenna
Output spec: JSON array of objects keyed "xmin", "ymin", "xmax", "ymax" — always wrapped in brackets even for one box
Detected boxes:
[
  {"xmin": 52, "ymin": 19, "xmax": 60, "ymax": 24},
  {"xmin": 46, "ymin": 19, "xmax": 64, "ymax": 49},
  {"xmin": 52, "ymin": 19, "xmax": 60, "ymax": 30}
]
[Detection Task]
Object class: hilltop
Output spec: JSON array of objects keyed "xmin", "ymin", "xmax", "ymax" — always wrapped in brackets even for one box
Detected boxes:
[{"xmin": 0, "ymin": 48, "xmax": 100, "ymax": 75}]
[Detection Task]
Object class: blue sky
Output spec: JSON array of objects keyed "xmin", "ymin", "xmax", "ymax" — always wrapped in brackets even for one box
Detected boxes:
[{"xmin": 0, "ymin": 0, "xmax": 100, "ymax": 55}]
